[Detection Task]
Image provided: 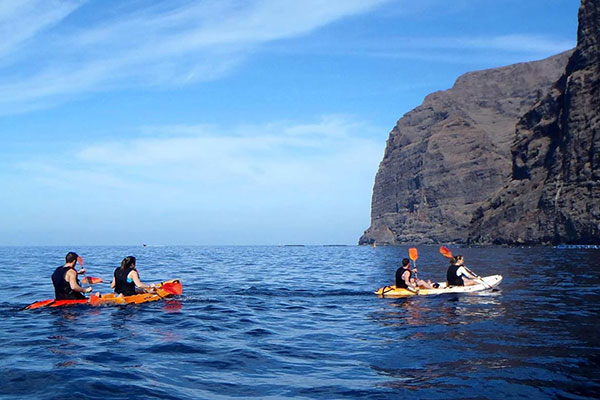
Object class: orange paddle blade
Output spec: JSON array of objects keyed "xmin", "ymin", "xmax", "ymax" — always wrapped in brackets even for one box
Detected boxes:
[
  {"xmin": 77, "ymin": 256, "xmax": 84, "ymax": 266},
  {"xmin": 408, "ymin": 248, "xmax": 418, "ymax": 261},
  {"xmin": 161, "ymin": 281, "xmax": 183, "ymax": 295},
  {"xmin": 82, "ymin": 276, "xmax": 104, "ymax": 284},
  {"xmin": 439, "ymin": 246, "xmax": 453, "ymax": 258}
]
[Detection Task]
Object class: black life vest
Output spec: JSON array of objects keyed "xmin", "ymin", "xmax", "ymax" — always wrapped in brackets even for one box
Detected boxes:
[
  {"xmin": 395, "ymin": 266, "xmax": 413, "ymax": 289},
  {"xmin": 52, "ymin": 266, "xmax": 86, "ymax": 300},
  {"xmin": 446, "ymin": 264, "xmax": 464, "ymax": 286},
  {"xmin": 114, "ymin": 267, "xmax": 137, "ymax": 296}
]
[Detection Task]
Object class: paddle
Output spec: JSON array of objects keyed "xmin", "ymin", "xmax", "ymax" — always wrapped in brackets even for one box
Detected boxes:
[
  {"xmin": 159, "ymin": 281, "xmax": 183, "ymax": 296},
  {"xmin": 81, "ymin": 276, "xmax": 104, "ymax": 285},
  {"xmin": 408, "ymin": 248, "xmax": 420, "ymax": 295},
  {"xmin": 439, "ymin": 246, "xmax": 492, "ymax": 289}
]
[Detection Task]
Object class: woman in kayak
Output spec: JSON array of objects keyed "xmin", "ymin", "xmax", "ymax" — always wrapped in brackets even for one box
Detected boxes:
[
  {"xmin": 446, "ymin": 255, "xmax": 478, "ymax": 286},
  {"xmin": 111, "ymin": 256, "xmax": 155, "ymax": 296},
  {"xmin": 395, "ymin": 258, "xmax": 436, "ymax": 291}
]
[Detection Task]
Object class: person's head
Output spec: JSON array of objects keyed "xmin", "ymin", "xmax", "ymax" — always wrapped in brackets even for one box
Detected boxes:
[
  {"xmin": 402, "ymin": 258, "xmax": 410, "ymax": 268},
  {"xmin": 451, "ymin": 255, "xmax": 464, "ymax": 265},
  {"xmin": 120, "ymin": 256, "xmax": 136, "ymax": 271},
  {"xmin": 65, "ymin": 252, "xmax": 79, "ymax": 266}
]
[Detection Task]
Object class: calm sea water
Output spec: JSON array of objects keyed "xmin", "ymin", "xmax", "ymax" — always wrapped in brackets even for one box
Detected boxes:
[{"xmin": 0, "ymin": 245, "xmax": 598, "ymax": 399}]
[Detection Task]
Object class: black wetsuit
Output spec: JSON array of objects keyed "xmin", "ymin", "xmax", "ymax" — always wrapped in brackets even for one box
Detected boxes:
[
  {"xmin": 113, "ymin": 267, "xmax": 137, "ymax": 296},
  {"xmin": 51, "ymin": 266, "xmax": 86, "ymax": 300},
  {"xmin": 446, "ymin": 264, "xmax": 464, "ymax": 286},
  {"xmin": 395, "ymin": 267, "xmax": 413, "ymax": 288}
]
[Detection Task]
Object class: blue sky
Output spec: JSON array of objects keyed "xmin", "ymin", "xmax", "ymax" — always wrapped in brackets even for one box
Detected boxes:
[{"xmin": 0, "ymin": 0, "xmax": 578, "ymax": 245}]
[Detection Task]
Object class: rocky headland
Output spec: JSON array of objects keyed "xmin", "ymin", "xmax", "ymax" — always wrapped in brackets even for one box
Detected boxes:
[{"xmin": 360, "ymin": 0, "xmax": 598, "ymax": 245}]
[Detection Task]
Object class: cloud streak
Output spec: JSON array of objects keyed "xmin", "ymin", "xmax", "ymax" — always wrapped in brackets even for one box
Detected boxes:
[
  {"xmin": 0, "ymin": 0, "xmax": 390, "ymax": 115},
  {"xmin": 8, "ymin": 115, "xmax": 383, "ymax": 244}
]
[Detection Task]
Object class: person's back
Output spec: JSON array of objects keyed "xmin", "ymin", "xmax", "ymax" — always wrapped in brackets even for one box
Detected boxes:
[
  {"xmin": 113, "ymin": 267, "xmax": 137, "ymax": 296},
  {"xmin": 395, "ymin": 258, "xmax": 412, "ymax": 288},
  {"xmin": 446, "ymin": 255, "xmax": 477, "ymax": 286},
  {"xmin": 51, "ymin": 252, "xmax": 89, "ymax": 300},
  {"xmin": 112, "ymin": 256, "xmax": 155, "ymax": 296},
  {"xmin": 446, "ymin": 262, "xmax": 463, "ymax": 286}
]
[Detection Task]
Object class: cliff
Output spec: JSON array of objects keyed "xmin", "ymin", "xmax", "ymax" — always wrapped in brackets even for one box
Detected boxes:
[
  {"xmin": 359, "ymin": 51, "xmax": 571, "ymax": 245},
  {"xmin": 361, "ymin": 0, "xmax": 599, "ymax": 246},
  {"xmin": 469, "ymin": 0, "xmax": 600, "ymax": 245}
]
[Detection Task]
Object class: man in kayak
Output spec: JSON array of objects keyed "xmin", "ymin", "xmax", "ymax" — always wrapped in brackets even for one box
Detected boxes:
[
  {"xmin": 446, "ymin": 255, "xmax": 478, "ymax": 286},
  {"xmin": 111, "ymin": 256, "xmax": 155, "ymax": 296},
  {"xmin": 395, "ymin": 258, "xmax": 436, "ymax": 291},
  {"xmin": 51, "ymin": 252, "xmax": 93, "ymax": 300}
]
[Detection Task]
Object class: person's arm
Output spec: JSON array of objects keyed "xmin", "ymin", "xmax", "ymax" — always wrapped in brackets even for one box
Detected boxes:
[
  {"xmin": 128, "ymin": 270, "xmax": 155, "ymax": 290},
  {"xmin": 66, "ymin": 269, "xmax": 92, "ymax": 293},
  {"xmin": 110, "ymin": 276, "xmax": 115, "ymax": 289},
  {"xmin": 457, "ymin": 266, "xmax": 475, "ymax": 279},
  {"xmin": 403, "ymin": 270, "xmax": 417, "ymax": 291}
]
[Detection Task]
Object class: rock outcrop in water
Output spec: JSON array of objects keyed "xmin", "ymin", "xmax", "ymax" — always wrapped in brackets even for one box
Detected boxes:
[
  {"xmin": 469, "ymin": 0, "xmax": 600, "ymax": 245},
  {"xmin": 360, "ymin": 0, "xmax": 599, "ymax": 246}
]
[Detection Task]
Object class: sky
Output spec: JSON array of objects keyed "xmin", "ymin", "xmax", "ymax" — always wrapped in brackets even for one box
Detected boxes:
[{"xmin": 0, "ymin": 0, "xmax": 579, "ymax": 246}]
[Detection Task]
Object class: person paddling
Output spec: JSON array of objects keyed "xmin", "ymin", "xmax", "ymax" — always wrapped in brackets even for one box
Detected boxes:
[
  {"xmin": 51, "ymin": 252, "xmax": 92, "ymax": 300},
  {"xmin": 111, "ymin": 256, "xmax": 155, "ymax": 296},
  {"xmin": 446, "ymin": 255, "xmax": 478, "ymax": 287},
  {"xmin": 395, "ymin": 258, "xmax": 435, "ymax": 291}
]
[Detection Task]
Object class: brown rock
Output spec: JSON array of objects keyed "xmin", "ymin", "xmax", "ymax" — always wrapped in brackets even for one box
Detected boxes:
[
  {"xmin": 360, "ymin": 50, "xmax": 571, "ymax": 245},
  {"xmin": 470, "ymin": 0, "xmax": 600, "ymax": 245}
]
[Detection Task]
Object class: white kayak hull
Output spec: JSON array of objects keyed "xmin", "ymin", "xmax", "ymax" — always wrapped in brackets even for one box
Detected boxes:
[{"xmin": 375, "ymin": 274, "xmax": 503, "ymax": 297}]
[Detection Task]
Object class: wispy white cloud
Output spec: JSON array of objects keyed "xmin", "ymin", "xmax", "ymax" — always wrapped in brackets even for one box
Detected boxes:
[
  {"xmin": 10, "ymin": 115, "xmax": 383, "ymax": 244},
  {"xmin": 16, "ymin": 115, "xmax": 383, "ymax": 195},
  {"xmin": 0, "ymin": 0, "xmax": 391, "ymax": 114},
  {"xmin": 265, "ymin": 33, "xmax": 574, "ymax": 63},
  {"xmin": 0, "ymin": 0, "xmax": 80, "ymax": 58}
]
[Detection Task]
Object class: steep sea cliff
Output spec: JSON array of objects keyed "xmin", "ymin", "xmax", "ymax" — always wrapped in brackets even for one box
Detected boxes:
[{"xmin": 361, "ymin": 0, "xmax": 598, "ymax": 245}]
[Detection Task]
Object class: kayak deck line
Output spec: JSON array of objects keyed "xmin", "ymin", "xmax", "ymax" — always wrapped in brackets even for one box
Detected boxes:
[
  {"xmin": 374, "ymin": 275, "xmax": 502, "ymax": 297},
  {"xmin": 23, "ymin": 279, "xmax": 182, "ymax": 310}
]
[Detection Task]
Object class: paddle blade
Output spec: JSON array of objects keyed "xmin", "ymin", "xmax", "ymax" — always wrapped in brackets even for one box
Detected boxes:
[
  {"xmin": 439, "ymin": 246, "xmax": 453, "ymax": 259},
  {"xmin": 77, "ymin": 256, "xmax": 84, "ymax": 266},
  {"xmin": 161, "ymin": 281, "xmax": 183, "ymax": 296},
  {"xmin": 82, "ymin": 276, "xmax": 104, "ymax": 284},
  {"xmin": 408, "ymin": 248, "xmax": 418, "ymax": 261}
]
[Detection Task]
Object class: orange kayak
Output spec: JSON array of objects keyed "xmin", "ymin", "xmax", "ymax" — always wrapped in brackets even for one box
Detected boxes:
[{"xmin": 24, "ymin": 280, "xmax": 182, "ymax": 310}]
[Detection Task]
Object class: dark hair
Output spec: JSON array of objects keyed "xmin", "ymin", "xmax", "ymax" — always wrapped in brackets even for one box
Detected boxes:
[
  {"xmin": 451, "ymin": 255, "xmax": 464, "ymax": 264},
  {"xmin": 402, "ymin": 258, "xmax": 410, "ymax": 267},
  {"xmin": 65, "ymin": 252, "xmax": 79, "ymax": 263},
  {"xmin": 120, "ymin": 256, "xmax": 136, "ymax": 271}
]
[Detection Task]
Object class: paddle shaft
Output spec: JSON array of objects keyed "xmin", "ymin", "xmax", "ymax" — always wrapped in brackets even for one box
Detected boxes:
[{"xmin": 463, "ymin": 265, "xmax": 493, "ymax": 289}]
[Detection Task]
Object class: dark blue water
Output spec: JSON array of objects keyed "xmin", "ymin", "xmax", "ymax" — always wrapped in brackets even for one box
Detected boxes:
[{"xmin": 0, "ymin": 246, "xmax": 599, "ymax": 399}]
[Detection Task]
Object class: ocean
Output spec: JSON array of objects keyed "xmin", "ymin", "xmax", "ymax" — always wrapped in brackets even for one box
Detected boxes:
[{"xmin": 0, "ymin": 245, "xmax": 598, "ymax": 399}]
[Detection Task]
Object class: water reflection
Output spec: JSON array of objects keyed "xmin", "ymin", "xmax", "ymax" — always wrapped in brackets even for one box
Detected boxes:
[{"xmin": 371, "ymin": 291, "xmax": 506, "ymax": 330}]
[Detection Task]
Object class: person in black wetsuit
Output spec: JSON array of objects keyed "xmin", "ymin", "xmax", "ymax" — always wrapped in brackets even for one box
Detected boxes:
[
  {"xmin": 51, "ymin": 252, "xmax": 92, "ymax": 299},
  {"xmin": 110, "ymin": 256, "xmax": 155, "ymax": 296},
  {"xmin": 446, "ymin": 255, "xmax": 477, "ymax": 286},
  {"xmin": 395, "ymin": 258, "xmax": 436, "ymax": 291}
]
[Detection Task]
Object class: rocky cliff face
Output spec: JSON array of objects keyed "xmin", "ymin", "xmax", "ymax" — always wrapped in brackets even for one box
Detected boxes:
[
  {"xmin": 360, "ymin": 0, "xmax": 598, "ymax": 246},
  {"xmin": 359, "ymin": 51, "xmax": 571, "ymax": 245},
  {"xmin": 469, "ymin": 0, "xmax": 600, "ymax": 245}
]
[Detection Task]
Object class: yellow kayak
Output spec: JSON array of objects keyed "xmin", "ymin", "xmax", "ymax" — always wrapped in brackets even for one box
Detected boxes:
[{"xmin": 375, "ymin": 275, "xmax": 502, "ymax": 297}]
